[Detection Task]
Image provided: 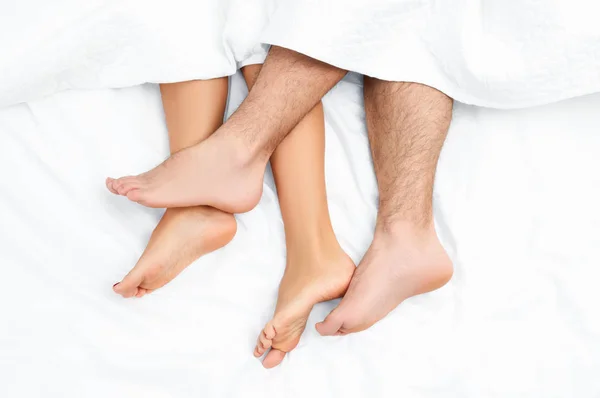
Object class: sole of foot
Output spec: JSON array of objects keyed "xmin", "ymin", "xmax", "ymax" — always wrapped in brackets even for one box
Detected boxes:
[
  {"xmin": 316, "ymin": 224, "xmax": 453, "ymax": 336},
  {"xmin": 106, "ymin": 135, "xmax": 265, "ymax": 213},
  {"xmin": 254, "ymin": 249, "xmax": 356, "ymax": 368},
  {"xmin": 113, "ymin": 206, "xmax": 236, "ymax": 298}
]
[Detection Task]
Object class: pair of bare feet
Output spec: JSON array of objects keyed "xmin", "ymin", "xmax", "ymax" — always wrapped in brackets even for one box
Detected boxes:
[{"xmin": 106, "ymin": 132, "xmax": 452, "ymax": 368}]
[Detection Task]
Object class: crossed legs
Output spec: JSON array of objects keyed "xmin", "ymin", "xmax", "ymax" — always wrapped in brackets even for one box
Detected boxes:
[
  {"xmin": 242, "ymin": 65, "xmax": 354, "ymax": 368},
  {"xmin": 112, "ymin": 59, "xmax": 353, "ymax": 367},
  {"xmin": 108, "ymin": 48, "xmax": 453, "ymax": 337},
  {"xmin": 107, "ymin": 47, "xmax": 346, "ymax": 211},
  {"xmin": 112, "ymin": 79, "xmax": 237, "ymax": 297},
  {"xmin": 317, "ymin": 78, "xmax": 454, "ymax": 335}
]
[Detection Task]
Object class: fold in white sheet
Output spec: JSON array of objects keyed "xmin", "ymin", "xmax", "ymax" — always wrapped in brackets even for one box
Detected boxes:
[
  {"xmin": 0, "ymin": 0, "xmax": 274, "ymax": 107},
  {"xmin": 2, "ymin": 75, "xmax": 600, "ymax": 397},
  {"xmin": 263, "ymin": 0, "xmax": 600, "ymax": 108},
  {"xmin": 3, "ymin": 0, "xmax": 599, "ymax": 109}
]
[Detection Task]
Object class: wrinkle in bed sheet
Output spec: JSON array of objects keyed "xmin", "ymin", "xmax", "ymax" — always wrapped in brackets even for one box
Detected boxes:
[{"xmin": 1, "ymin": 73, "xmax": 599, "ymax": 397}]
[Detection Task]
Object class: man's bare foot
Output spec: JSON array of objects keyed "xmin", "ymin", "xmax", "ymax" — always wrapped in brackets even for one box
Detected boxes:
[
  {"xmin": 113, "ymin": 206, "xmax": 236, "ymax": 298},
  {"xmin": 316, "ymin": 223, "xmax": 453, "ymax": 336},
  {"xmin": 254, "ymin": 247, "xmax": 355, "ymax": 368},
  {"xmin": 106, "ymin": 134, "xmax": 266, "ymax": 213}
]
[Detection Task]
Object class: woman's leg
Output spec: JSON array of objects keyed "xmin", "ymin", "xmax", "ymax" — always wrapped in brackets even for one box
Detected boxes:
[
  {"xmin": 113, "ymin": 79, "xmax": 237, "ymax": 298},
  {"xmin": 242, "ymin": 65, "xmax": 355, "ymax": 368}
]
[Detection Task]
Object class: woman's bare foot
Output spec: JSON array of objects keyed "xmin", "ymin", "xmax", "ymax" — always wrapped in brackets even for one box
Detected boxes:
[
  {"xmin": 113, "ymin": 206, "xmax": 236, "ymax": 298},
  {"xmin": 316, "ymin": 223, "xmax": 453, "ymax": 336},
  {"xmin": 106, "ymin": 134, "xmax": 266, "ymax": 213},
  {"xmin": 254, "ymin": 247, "xmax": 355, "ymax": 368}
]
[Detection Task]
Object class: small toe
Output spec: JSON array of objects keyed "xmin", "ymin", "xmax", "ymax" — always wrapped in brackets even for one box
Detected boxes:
[
  {"xmin": 117, "ymin": 180, "xmax": 141, "ymax": 196},
  {"xmin": 112, "ymin": 176, "xmax": 136, "ymax": 194},
  {"xmin": 254, "ymin": 322, "xmax": 276, "ymax": 357},
  {"xmin": 255, "ymin": 343, "xmax": 265, "ymax": 356},
  {"xmin": 110, "ymin": 176, "xmax": 127, "ymax": 191},
  {"xmin": 254, "ymin": 338, "xmax": 268, "ymax": 356},
  {"xmin": 259, "ymin": 332, "xmax": 272, "ymax": 351},
  {"xmin": 262, "ymin": 349, "xmax": 286, "ymax": 369},
  {"xmin": 264, "ymin": 322, "xmax": 277, "ymax": 340},
  {"xmin": 135, "ymin": 287, "xmax": 151, "ymax": 298},
  {"xmin": 106, "ymin": 178, "xmax": 118, "ymax": 194}
]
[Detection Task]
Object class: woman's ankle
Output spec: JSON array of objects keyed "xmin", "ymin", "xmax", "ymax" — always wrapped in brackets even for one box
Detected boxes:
[{"xmin": 285, "ymin": 227, "xmax": 343, "ymax": 263}]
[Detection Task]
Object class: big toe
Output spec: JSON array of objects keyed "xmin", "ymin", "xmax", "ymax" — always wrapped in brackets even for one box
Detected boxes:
[
  {"xmin": 262, "ymin": 349, "xmax": 286, "ymax": 369},
  {"xmin": 316, "ymin": 307, "xmax": 346, "ymax": 336},
  {"xmin": 316, "ymin": 301, "xmax": 367, "ymax": 336},
  {"xmin": 113, "ymin": 268, "xmax": 145, "ymax": 298}
]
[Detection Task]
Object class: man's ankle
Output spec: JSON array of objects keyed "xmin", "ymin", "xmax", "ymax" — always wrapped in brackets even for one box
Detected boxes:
[
  {"xmin": 222, "ymin": 109, "xmax": 278, "ymax": 163},
  {"xmin": 374, "ymin": 216, "xmax": 434, "ymax": 240},
  {"xmin": 211, "ymin": 121, "xmax": 269, "ymax": 167}
]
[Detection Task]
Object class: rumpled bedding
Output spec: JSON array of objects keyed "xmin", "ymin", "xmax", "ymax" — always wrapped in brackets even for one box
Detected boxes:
[
  {"xmin": 263, "ymin": 0, "xmax": 600, "ymax": 108},
  {"xmin": 0, "ymin": 0, "xmax": 273, "ymax": 108},
  {"xmin": 1, "ymin": 1, "xmax": 600, "ymax": 397},
  {"xmin": 3, "ymin": 0, "xmax": 599, "ymax": 109},
  {"xmin": 1, "ymin": 73, "xmax": 599, "ymax": 398}
]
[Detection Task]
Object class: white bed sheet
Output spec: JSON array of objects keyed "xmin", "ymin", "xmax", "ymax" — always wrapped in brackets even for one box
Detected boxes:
[{"xmin": 1, "ymin": 74, "xmax": 600, "ymax": 397}]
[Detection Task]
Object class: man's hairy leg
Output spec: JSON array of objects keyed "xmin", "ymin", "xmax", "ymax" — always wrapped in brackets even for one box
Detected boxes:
[
  {"xmin": 107, "ymin": 46, "xmax": 347, "ymax": 212},
  {"xmin": 317, "ymin": 78, "xmax": 454, "ymax": 336}
]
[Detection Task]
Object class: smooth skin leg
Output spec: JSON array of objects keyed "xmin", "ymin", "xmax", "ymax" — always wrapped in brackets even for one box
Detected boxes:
[
  {"xmin": 241, "ymin": 65, "xmax": 355, "ymax": 368},
  {"xmin": 317, "ymin": 79, "xmax": 454, "ymax": 335},
  {"xmin": 107, "ymin": 47, "xmax": 347, "ymax": 212},
  {"xmin": 112, "ymin": 79, "xmax": 237, "ymax": 298}
]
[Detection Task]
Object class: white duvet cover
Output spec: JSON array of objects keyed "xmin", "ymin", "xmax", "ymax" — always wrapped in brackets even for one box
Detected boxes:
[
  {"xmin": 1, "ymin": 73, "xmax": 599, "ymax": 397},
  {"xmin": 0, "ymin": 0, "xmax": 273, "ymax": 108},
  {"xmin": 263, "ymin": 0, "xmax": 600, "ymax": 108},
  {"xmin": 1, "ymin": 0, "xmax": 600, "ymax": 396}
]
